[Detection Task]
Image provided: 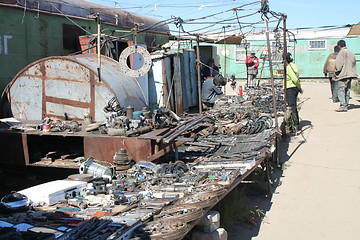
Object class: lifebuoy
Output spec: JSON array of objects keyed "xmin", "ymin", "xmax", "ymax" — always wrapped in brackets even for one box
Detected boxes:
[{"xmin": 118, "ymin": 45, "xmax": 152, "ymax": 77}]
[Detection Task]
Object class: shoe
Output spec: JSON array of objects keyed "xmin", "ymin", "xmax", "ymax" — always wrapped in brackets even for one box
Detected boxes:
[{"xmin": 335, "ymin": 108, "xmax": 347, "ymax": 112}]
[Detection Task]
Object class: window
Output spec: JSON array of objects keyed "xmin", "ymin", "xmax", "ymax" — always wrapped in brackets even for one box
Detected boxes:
[
  {"xmin": 63, "ymin": 24, "xmax": 86, "ymax": 52},
  {"xmin": 309, "ymin": 40, "xmax": 326, "ymax": 50},
  {"xmin": 235, "ymin": 42, "xmax": 250, "ymax": 63}
]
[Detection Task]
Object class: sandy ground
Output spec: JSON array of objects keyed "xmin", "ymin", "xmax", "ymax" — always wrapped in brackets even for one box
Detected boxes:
[{"xmin": 229, "ymin": 80, "xmax": 360, "ymax": 240}]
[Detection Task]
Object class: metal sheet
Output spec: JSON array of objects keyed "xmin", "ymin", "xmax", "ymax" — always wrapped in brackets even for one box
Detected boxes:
[
  {"xmin": 45, "ymin": 79, "xmax": 90, "ymax": 102},
  {"xmin": 83, "ymin": 137, "xmax": 152, "ymax": 163},
  {"xmin": 46, "ymin": 102, "xmax": 89, "ymax": 120},
  {"xmin": 9, "ymin": 76, "xmax": 42, "ymax": 120},
  {"xmin": 348, "ymin": 23, "xmax": 360, "ymax": 36},
  {"xmin": 7, "ymin": 54, "xmax": 147, "ymax": 121},
  {"xmin": 173, "ymin": 55, "xmax": 184, "ymax": 114},
  {"xmin": 149, "ymin": 58, "xmax": 165, "ymax": 109},
  {"xmin": 188, "ymin": 50, "xmax": 198, "ymax": 107},
  {"xmin": 44, "ymin": 59, "xmax": 90, "ymax": 82}
]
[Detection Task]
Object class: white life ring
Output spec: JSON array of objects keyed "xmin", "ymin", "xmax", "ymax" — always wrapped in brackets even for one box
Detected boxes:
[{"xmin": 118, "ymin": 45, "xmax": 152, "ymax": 77}]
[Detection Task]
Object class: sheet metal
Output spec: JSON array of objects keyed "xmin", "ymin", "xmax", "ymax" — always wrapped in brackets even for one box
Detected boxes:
[
  {"xmin": 348, "ymin": 22, "xmax": 360, "ymax": 36},
  {"xmin": 6, "ymin": 53, "xmax": 147, "ymax": 121}
]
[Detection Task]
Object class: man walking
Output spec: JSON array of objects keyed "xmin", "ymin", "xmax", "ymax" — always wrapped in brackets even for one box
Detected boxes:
[
  {"xmin": 334, "ymin": 40, "xmax": 357, "ymax": 112},
  {"xmin": 323, "ymin": 45, "xmax": 340, "ymax": 102}
]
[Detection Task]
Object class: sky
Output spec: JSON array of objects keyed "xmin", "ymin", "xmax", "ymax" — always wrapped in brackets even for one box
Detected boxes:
[{"xmin": 86, "ymin": 0, "xmax": 360, "ymax": 35}]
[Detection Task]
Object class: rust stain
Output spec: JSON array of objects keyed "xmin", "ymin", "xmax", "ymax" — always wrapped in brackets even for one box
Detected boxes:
[
  {"xmin": 44, "ymin": 96, "xmax": 90, "ymax": 108},
  {"xmin": 46, "ymin": 113, "xmax": 83, "ymax": 121},
  {"xmin": 41, "ymin": 62, "xmax": 46, "ymax": 119},
  {"xmin": 89, "ymin": 72, "xmax": 96, "ymax": 119}
]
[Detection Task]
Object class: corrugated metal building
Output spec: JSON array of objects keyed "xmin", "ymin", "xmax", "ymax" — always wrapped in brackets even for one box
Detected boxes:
[{"xmin": 0, "ymin": 0, "xmax": 170, "ymax": 93}]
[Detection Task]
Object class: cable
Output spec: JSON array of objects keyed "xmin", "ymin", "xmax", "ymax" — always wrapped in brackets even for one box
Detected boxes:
[{"xmin": 49, "ymin": 2, "xmax": 92, "ymax": 35}]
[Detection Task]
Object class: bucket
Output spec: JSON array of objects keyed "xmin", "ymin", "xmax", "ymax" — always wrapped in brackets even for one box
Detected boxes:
[
  {"xmin": 42, "ymin": 124, "xmax": 51, "ymax": 132},
  {"xmin": 132, "ymin": 111, "xmax": 142, "ymax": 120}
]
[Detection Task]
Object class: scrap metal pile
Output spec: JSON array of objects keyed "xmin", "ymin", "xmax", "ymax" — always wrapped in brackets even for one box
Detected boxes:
[
  {"xmin": 0, "ymin": 83, "xmax": 283, "ymax": 239},
  {"xmin": 8, "ymin": 102, "xmax": 181, "ymax": 137}
]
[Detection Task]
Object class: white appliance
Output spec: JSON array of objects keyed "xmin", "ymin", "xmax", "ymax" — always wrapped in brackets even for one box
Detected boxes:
[{"xmin": 19, "ymin": 180, "xmax": 88, "ymax": 206}]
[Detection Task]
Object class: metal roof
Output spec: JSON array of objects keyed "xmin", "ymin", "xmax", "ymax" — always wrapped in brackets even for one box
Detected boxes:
[
  {"xmin": 0, "ymin": 0, "xmax": 170, "ymax": 34},
  {"xmin": 348, "ymin": 23, "xmax": 360, "ymax": 36}
]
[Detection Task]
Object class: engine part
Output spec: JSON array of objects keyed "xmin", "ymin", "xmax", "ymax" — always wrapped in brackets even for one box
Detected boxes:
[
  {"xmin": 154, "ymin": 203, "xmax": 204, "ymax": 223},
  {"xmin": 126, "ymin": 106, "xmax": 135, "ymax": 119},
  {"xmin": 113, "ymin": 149, "xmax": 132, "ymax": 170},
  {"xmin": 134, "ymin": 219, "xmax": 188, "ymax": 240},
  {"xmin": 175, "ymin": 192, "xmax": 218, "ymax": 208},
  {"xmin": 79, "ymin": 157, "xmax": 115, "ymax": 180}
]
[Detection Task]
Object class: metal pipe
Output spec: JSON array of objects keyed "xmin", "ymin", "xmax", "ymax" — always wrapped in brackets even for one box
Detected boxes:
[
  {"xmin": 184, "ymin": 142, "xmax": 217, "ymax": 148},
  {"xmin": 163, "ymin": 115, "xmax": 212, "ymax": 143},
  {"xmin": 223, "ymin": 27, "xmax": 227, "ymax": 89},
  {"xmin": 245, "ymin": 41, "xmax": 249, "ymax": 87},
  {"xmin": 264, "ymin": 17, "xmax": 279, "ymax": 132},
  {"xmin": 196, "ymin": 36, "xmax": 202, "ymax": 113},
  {"xmin": 96, "ymin": 13, "xmax": 102, "ymax": 82},
  {"xmin": 282, "ymin": 14, "xmax": 288, "ymax": 107},
  {"xmin": 156, "ymin": 119, "xmax": 193, "ymax": 143}
]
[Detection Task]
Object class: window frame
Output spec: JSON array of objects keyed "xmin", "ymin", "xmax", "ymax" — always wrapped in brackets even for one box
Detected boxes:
[
  {"xmin": 308, "ymin": 40, "xmax": 327, "ymax": 50},
  {"xmin": 234, "ymin": 42, "xmax": 250, "ymax": 63}
]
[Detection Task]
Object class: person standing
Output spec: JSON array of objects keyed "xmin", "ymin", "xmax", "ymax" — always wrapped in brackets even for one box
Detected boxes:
[
  {"xmin": 285, "ymin": 52, "xmax": 303, "ymax": 128},
  {"xmin": 334, "ymin": 40, "xmax": 357, "ymax": 112},
  {"xmin": 245, "ymin": 53, "xmax": 260, "ymax": 87},
  {"xmin": 323, "ymin": 45, "xmax": 340, "ymax": 102},
  {"xmin": 202, "ymin": 58, "xmax": 219, "ymax": 80}
]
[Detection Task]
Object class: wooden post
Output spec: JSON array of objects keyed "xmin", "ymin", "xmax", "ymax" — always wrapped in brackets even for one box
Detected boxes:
[
  {"xmin": 96, "ymin": 13, "xmax": 101, "ymax": 82},
  {"xmin": 264, "ymin": 17, "xmax": 279, "ymax": 132},
  {"xmin": 282, "ymin": 14, "xmax": 288, "ymax": 107},
  {"xmin": 196, "ymin": 36, "xmax": 202, "ymax": 113}
]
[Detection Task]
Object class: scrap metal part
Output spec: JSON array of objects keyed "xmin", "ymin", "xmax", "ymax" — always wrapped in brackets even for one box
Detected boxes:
[{"xmin": 134, "ymin": 219, "xmax": 188, "ymax": 240}]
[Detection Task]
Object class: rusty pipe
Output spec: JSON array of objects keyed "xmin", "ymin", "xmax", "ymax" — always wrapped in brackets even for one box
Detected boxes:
[{"xmin": 163, "ymin": 115, "xmax": 213, "ymax": 143}]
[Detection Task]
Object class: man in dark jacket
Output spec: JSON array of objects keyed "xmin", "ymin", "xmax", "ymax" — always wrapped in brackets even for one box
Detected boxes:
[
  {"xmin": 201, "ymin": 73, "xmax": 226, "ymax": 107},
  {"xmin": 245, "ymin": 53, "xmax": 260, "ymax": 87},
  {"xmin": 334, "ymin": 40, "xmax": 357, "ymax": 112}
]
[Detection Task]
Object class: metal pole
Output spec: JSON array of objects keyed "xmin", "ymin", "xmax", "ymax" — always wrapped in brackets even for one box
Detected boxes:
[
  {"xmin": 245, "ymin": 42, "xmax": 249, "ymax": 87},
  {"xmin": 196, "ymin": 36, "xmax": 203, "ymax": 113},
  {"xmin": 282, "ymin": 14, "xmax": 288, "ymax": 107},
  {"xmin": 96, "ymin": 13, "xmax": 101, "ymax": 82},
  {"xmin": 223, "ymin": 27, "xmax": 227, "ymax": 78},
  {"xmin": 264, "ymin": 17, "xmax": 279, "ymax": 132}
]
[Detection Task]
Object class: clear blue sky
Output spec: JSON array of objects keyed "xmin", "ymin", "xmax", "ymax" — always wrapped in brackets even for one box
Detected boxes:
[{"xmin": 87, "ymin": 0, "xmax": 359, "ymax": 34}]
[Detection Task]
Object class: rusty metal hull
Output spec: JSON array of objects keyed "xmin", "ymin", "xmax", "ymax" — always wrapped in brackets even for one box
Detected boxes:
[{"xmin": 5, "ymin": 54, "xmax": 147, "ymax": 121}]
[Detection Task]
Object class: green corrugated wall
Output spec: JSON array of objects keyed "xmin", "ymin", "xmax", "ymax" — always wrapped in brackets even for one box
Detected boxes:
[
  {"xmin": 213, "ymin": 37, "xmax": 360, "ymax": 79},
  {"xmin": 0, "ymin": 5, "xmax": 169, "ymax": 93}
]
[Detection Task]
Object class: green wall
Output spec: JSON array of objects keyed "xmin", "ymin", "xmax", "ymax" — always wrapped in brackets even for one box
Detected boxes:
[
  {"xmin": 0, "ymin": 5, "xmax": 169, "ymax": 93},
  {"xmin": 212, "ymin": 37, "xmax": 360, "ymax": 79}
]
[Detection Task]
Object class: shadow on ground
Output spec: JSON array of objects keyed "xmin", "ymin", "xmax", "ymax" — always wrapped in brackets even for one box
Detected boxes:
[{"xmin": 222, "ymin": 119, "xmax": 313, "ymax": 240}]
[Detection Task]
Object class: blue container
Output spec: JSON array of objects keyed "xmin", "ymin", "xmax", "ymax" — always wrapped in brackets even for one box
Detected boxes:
[{"xmin": 132, "ymin": 111, "xmax": 143, "ymax": 119}]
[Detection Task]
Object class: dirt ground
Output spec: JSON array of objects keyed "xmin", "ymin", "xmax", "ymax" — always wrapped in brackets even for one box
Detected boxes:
[{"xmin": 228, "ymin": 80, "xmax": 360, "ymax": 240}]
